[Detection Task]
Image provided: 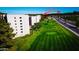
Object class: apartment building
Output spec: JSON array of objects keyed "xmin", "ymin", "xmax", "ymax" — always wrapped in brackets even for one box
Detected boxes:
[
  {"xmin": 7, "ymin": 14, "xmax": 30, "ymax": 37},
  {"xmin": 0, "ymin": 12, "xmax": 7, "ymax": 22},
  {"xmin": 7, "ymin": 14, "xmax": 41, "ymax": 38},
  {"xmin": 30, "ymin": 15, "xmax": 41, "ymax": 26}
]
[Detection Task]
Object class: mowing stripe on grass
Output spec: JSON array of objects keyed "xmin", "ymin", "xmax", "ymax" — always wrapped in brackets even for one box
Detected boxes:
[
  {"xmin": 16, "ymin": 18, "xmax": 79, "ymax": 51},
  {"xmin": 35, "ymin": 33, "xmax": 47, "ymax": 51},
  {"xmin": 28, "ymin": 35, "xmax": 42, "ymax": 51},
  {"xmin": 50, "ymin": 35, "xmax": 54, "ymax": 51}
]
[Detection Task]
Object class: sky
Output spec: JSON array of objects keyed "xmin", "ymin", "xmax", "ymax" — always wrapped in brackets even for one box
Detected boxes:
[{"xmin": 0, "ymin": 7, "xmax": 79, "ymax": 14}]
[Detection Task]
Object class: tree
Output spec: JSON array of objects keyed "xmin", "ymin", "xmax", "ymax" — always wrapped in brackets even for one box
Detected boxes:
[
  {"xmin": 0, "ymin": 19, "xmax": 15, "ymax": 49},
  {"xmin": 31, "ymin": 23, "xmax": 41, "ymax": 31},
  {"xmin": 62, "ymin": 16, "xmax": 68, "ymax": 23},
  {"xmin": 75, "ymin": 16, "xmax": 79, "ymax": 28}
]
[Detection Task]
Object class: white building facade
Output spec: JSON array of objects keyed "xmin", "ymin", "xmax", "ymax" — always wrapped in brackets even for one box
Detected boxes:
[
  {"xmin": 7, "ymin": 14, "xmax": 41, "ymax": 38},
  {"xmin": 31, "ymin": 15, "xmax": 41, "ymax": 25},
  {"xmin": 7, "ymin": 14, "xmax": 30, "ymax": 37}
]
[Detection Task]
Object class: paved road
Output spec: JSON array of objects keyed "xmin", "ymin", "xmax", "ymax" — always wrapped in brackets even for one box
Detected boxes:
[{"xmin": 53, "ymin": 17, "xmax": 79, "ymax": 35}]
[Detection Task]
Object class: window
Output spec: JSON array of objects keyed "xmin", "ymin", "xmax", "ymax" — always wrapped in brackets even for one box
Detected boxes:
[
  {"xmin": 20, "ymin": 23, "xmax": 22, "ymax": 25},
  {"xmin": 20, "ymin": 28, "xmax": 23, "ymax": 30},
  {"xmin": 14, "ymin": 17, "xmax": 16, "ymax": 19},
  {"xmin": 20, "ymin": 26, "xmax": 23, "ymax": 27},
  {"xmin": 14, "ymin": 20, "xmax": 16, "ymax": 22},
  {"xmin": 15, "ymin": 26, "xmax": 17, "ymax": 28},
  {"xmin": 19, "ymin": 17, "xmax": 22, "ymax": 19},
  {"xmin": 16, "ymin": 29, "xmax": 17, "ymax": 31},
  {"xmin": 15, "ymin": 23, "xmax": 17, "ymax": 25},
  {"xmin": 21, "ymin": 31, "xmax": 23, "ymax": 33},
  {"xmin": 20, "ymin": 20, "xmax": 22, "ymax": 22},
  {"xmin": 16, "ymin": 32, "xmax": 17, "ymax": 34}
]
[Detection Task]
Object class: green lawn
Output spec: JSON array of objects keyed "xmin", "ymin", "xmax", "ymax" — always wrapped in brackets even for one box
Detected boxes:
[{"xmin": 13, "ymin": 18, "xmax": 79, "ymax": 51}]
